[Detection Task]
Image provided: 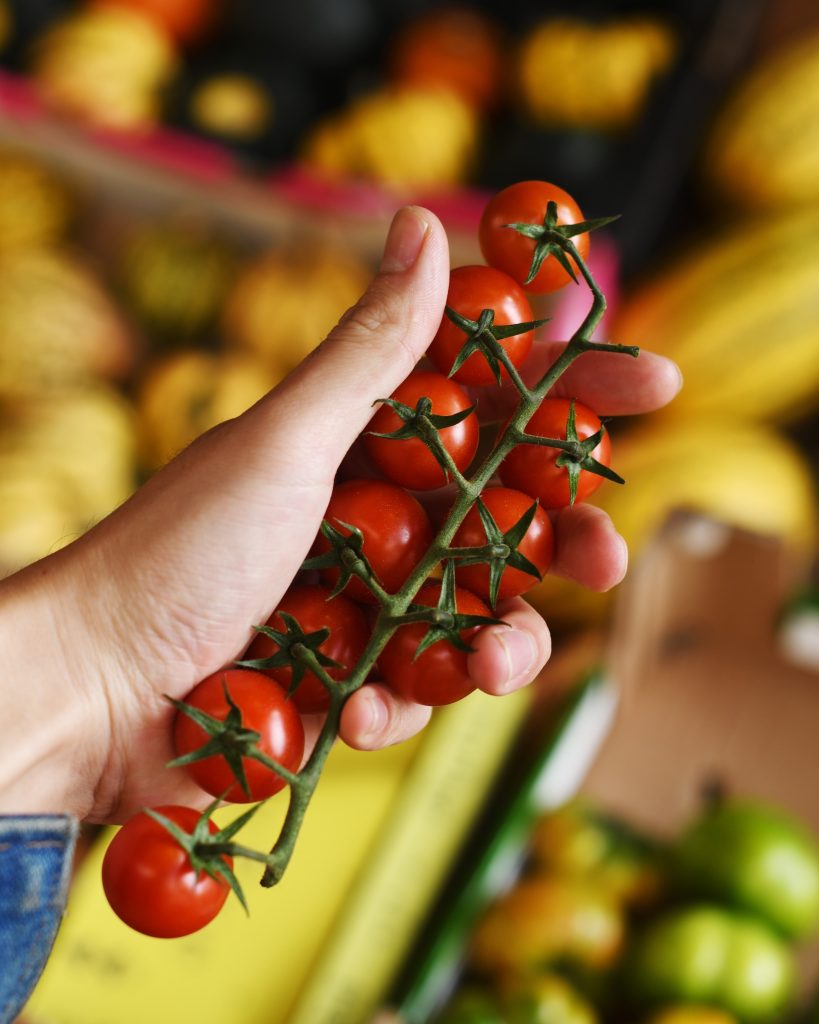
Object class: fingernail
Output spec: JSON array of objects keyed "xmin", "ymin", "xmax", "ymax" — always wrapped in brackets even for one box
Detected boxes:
[
  {"xmin": 665, "ymin": 357, "xmax": 684, "ymax": 394},
  {"xmin": 380, "ymin": 206, "xmax": 429, "ymax": 274},
  {"xmin": 494, "ymin": 629, "xmax": 538, "ymax": 691},
  {"xmin": 362, "ymin": 691, "xmax": 388, "ymax": 739}
]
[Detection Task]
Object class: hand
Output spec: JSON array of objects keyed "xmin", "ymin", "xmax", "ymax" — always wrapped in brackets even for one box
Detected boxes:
[{"xmin": 0, "ymin": 207, "xmax": 681, "ymax": 824}]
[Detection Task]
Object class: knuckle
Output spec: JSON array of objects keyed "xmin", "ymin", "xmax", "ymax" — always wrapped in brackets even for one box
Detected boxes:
[{"xmin": 334, "ymin": 281, "xmax": 418, "ymax": 371}]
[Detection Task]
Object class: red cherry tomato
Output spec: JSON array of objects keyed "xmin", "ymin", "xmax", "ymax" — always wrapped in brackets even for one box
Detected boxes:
[
  {"xmin": 499, "ymin": 397, "xmax": 610, "ymax": 509},
  {"xmin": 245, "ymin": 584, "xmax": 370, "ymax": 713},
  {"xmin": 378, "ymin": 581, "xmax": 490, "ymax": 706},
  {"xmin": 102, "ymin": 805, "xmax": 230, "ymax": 937},
  {"xmin": 315, "ymin": 479, "xmax": 434, "ymax": 602},
  {"xmin": 452, "ymin": 487, "xmax": 554, "ymax": 602},
  {"xmin": 173, "ymin": 668, "xmax": 304, "ymax": 802},
  {"xmin": 429, "ymin": 265, "xmax": 536, "ymax": 386},
  {"xmin": 479, "ymin": 181, "xmax": 589, "ymax": 294},
  {"xmin": 364, "ymin": 370, "xmax": 479, "ymax": 490}
]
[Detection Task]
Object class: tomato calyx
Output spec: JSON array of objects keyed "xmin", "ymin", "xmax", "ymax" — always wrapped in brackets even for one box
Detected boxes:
[
  {"xmin": 384, "ymin": 562, "xmax": 504, "ymax": 660},
  {"xmin": 444, "ymin": 304, "xmax": 549, "ymax": 386},
  {"xmin": 167, "ymin": 680, "xmax": 300, "ymax": 795},
  {"xmin": 366, "ymin": 394, "xmax": 477, "ymax": 483},
  {"xmin": 144, "ymin": 799, "xmax": 269, "ymax": 913},
  {"xmin": 302, "ymin": 518, "xmax": 386, "ymax": 600},
  {"xmin": 503, "ymin": 200, "xmax": 619, "ymax": 287},
  {"xmin": 515, "ymin": 400, "xmax": 625, "ymax": 505},
  {"xmin": 238, "ymin": 611, "xmax": 343, "ymax": 701},
  {"xmin": 447, "ymin": 496, "xmax": 543, "ymax": 609}
]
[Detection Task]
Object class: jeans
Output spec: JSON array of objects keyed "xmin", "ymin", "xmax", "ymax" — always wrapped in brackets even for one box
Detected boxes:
[{"xmin": 0, "ymin": 816, "xmax": 77, "ymax": 1024}]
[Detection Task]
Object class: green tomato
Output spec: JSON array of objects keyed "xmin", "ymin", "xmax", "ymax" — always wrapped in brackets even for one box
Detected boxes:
[
  {"xmin": 530, "ymin": 800, "xmax": 667, "ymax": 910},
  {"xmin": 469, "ymin": 876, "xmax": 625, "ymax": 980},
  {"xmin": 627, "ymin": 906, "xmax": 794, "ymax": 1022},
  {"xmin": 504, "ymin": 972, "xmax": 598, "ymax": 1024},
  {"xmin": 433, "ymin": 988, "xmax": 504, "ymax": 1024},
  {"xmin": 676, "ymin": 801, "xmax": 819, "ymax": 939}
]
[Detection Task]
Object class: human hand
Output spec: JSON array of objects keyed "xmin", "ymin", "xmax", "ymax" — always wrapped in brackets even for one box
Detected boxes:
[{"xmin": 0, "ymin": 206, "xmax": 681, "ymax": 824}]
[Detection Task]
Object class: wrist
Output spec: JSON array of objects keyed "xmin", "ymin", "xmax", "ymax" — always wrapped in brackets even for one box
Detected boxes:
[{"xmin": 0, "ymin": 551, "xmax": 111, "ymax": 818}]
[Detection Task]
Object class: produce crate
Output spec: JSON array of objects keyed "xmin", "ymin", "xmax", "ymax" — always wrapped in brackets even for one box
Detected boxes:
[{"xmin": 392, "ymin": 512, "xmax": 819, "ymax": 1021}]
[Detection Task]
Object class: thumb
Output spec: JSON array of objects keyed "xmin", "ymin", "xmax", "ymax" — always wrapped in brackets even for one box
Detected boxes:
[{"xmin": 257, "ymin": 205, "xmax": 450, "ymax": 477}]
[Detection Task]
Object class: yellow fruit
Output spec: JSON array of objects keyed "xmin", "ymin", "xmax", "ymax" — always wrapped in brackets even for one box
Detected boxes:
[
  {"xmin": 118, "ymin": 220, "xmax": 235, "ymax": 341},
  {"xmin": 705, "ymin": 31, "xmax": 819, "ymax": 210},
  {"xmin": 0, "ymin": 453, "xmax": 82, "ymax": 575},
  {"xmin": 0, "ymin": 387, "xmax": 138, "ymax": 523},
  {"xmin": 470, "ymin": 876, "xmax": 625, "ymax": 979},
  {"xmin": 614, "ymin": 212, "xmax": 819, "ymax": 423},
  {"xmin": 0, "ymin": 152, "xmax": 73, "ymax": 252},
  {"xmin": 647, "ymin": 1008, "xmax": 737, "ymax": 1024},
  {"xmin": 0, "ymin": 247, "xmax": 135, "ymax": 398},
  {"xmin": 223, "ymin": 243, "xmax": 371, "ymax": 372},
  {"xmin": 32, "ymin": 6, "xmax": 177, "ymax": 130},
  {"xmin": 527, "ymin": 417, "xmax": 818, "ymax": 626},
  {"xmin": 302, "ymin": 86, "xmax": 479, "ymax": 190},
  {"xmin": 518, "ymin": 17, "xmax": 676, "ymax": 132},
  {"xmin": 599, "ymin": 417, "xmax": 817, "ymax": 551},
  {"xmin": 137, "ymin": 350, "xmax": 282, "ymax": 469}
]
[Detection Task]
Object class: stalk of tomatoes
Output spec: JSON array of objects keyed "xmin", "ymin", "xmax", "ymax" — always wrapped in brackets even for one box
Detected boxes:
[
  {"xmin": 378, "ymin": 581, "xmax": 491, "ymax": 706},
  {"xmin": 102, "ymin": 806, "xmax": 230, "ymax": 938},
  {"xmin": 245, "ymin": 584, "xmax": 370, "ymax": 713},
  {"xmin": 499, "ymin": 397, "xmax": 611, "ymax": 508},
  {"xmin": 364, "ymin": 370, "xmax": 479, "ymax": 490},
  {"xmin": 172, "ymin": 668, "xmax": 304, "ymax": 802}
]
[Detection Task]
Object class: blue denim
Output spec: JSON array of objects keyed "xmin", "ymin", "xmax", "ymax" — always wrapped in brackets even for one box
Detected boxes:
[{"xmin": 0, "ymin": 815, "xmax": 77, "ymax": 1024}]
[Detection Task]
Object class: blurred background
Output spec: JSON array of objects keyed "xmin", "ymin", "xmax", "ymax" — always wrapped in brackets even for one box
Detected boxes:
[{"xmin": 3, "ymin": 0, "xmax": 819, "ymax": 1021}]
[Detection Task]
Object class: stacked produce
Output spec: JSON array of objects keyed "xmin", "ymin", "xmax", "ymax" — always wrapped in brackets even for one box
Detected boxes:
[
  {"xmin": 529, "ymin": 28, "xmax": 819, "ymax": 626},
  {"xmin": 434, "ymin": 798, "xmax": 819, "ymax": 1023},
  {"xmin": 0, "ymin": 146, "xmax": 372, "ymax": 574},
  {"xmin": 1, "ymin": 2, "xmax": 683, "ymax": 191}
]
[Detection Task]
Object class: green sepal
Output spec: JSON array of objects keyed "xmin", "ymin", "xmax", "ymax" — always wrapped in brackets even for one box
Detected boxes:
[
  {"xmin": 299, "ymin": 518, "xmax": 382, "ymax": 599},
  {"xmin": 471, "ymin": 497, "xmax": 543, "ymax": 608},
  {"xmin": 165, "ymin": 683, "xmax": 264, "ymax": 799},
  {"xmin": 410, "ymin": 562, "xmax": 505, "ymax": 660},
  {"xmin": 444, "ymin": 305, "xmax": 548, "ymax": 386},
  {"xmin": 503, "ymin": 201, "xmax": 620, "ymax": 287}
]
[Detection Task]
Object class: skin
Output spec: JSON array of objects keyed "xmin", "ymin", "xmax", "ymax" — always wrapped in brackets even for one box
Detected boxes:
[{"xmin": 0, "ymin": 206, "xmax": 682, "ymax": 824}]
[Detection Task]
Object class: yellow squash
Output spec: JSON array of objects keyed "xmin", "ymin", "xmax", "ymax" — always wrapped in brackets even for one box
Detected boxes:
[
  {"xmin": 527, "ymin": 416, "xmax": 818, "ymax": 626},
  {"xmin": 614, "ymin": 211, "xmax": 819, "ymax": 423},
  {"xmin": 705, "ymin": 31, "xmax": 819, "ymax": 211}
]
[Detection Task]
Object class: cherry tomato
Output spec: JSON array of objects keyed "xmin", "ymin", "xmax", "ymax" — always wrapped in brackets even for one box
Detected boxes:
[
  {"xmin": 378, "ymin": 581, "xmax": 490, "ymax": 706},
  {"xmin": 499, "ymin": 397, "xmax": 610, "ymax": 509},
  {"xmin": 245, "ymin": 584, "xmax": 370, "ymax": 713},
  {"xmin": 102, "ymin": 805, "xmax": 230, "ymax": 937},
  {"xmin": 173, "ymin": 668, "xmax": 304, "ymax": 802},
  {"xmin": 364, "ymin": 370, "xmax": 479, "ymax": 490},
  {"xmin": 315, "ymin": 479, "xmax": 434, "ymax": 602},
  {"xmin": 479, "ymin": 181, "xmax": 589, "ymax": 294},
  {"xmin": 452, "ymin": 487, "xmax": 554, "ymax": 603},
  {"xmin": 429, "ymin": 265, "xmax": 536, "ymax": 386}
]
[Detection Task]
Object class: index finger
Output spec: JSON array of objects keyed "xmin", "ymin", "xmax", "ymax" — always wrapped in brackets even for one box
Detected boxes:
[{"xmin": 471, "ymin": 340, "xmax": 682, "ymax": 422}]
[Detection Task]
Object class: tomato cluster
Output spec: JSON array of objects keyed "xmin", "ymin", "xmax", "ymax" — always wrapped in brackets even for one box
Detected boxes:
[{"xmin": 102, "ymin": 180, "xmax": 619, "ymax": 938}]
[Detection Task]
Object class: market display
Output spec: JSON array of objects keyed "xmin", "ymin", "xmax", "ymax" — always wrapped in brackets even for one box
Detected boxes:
[{"xmin": 434, "ymin": 798, "xmax": 819, "ymax": 1023}]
